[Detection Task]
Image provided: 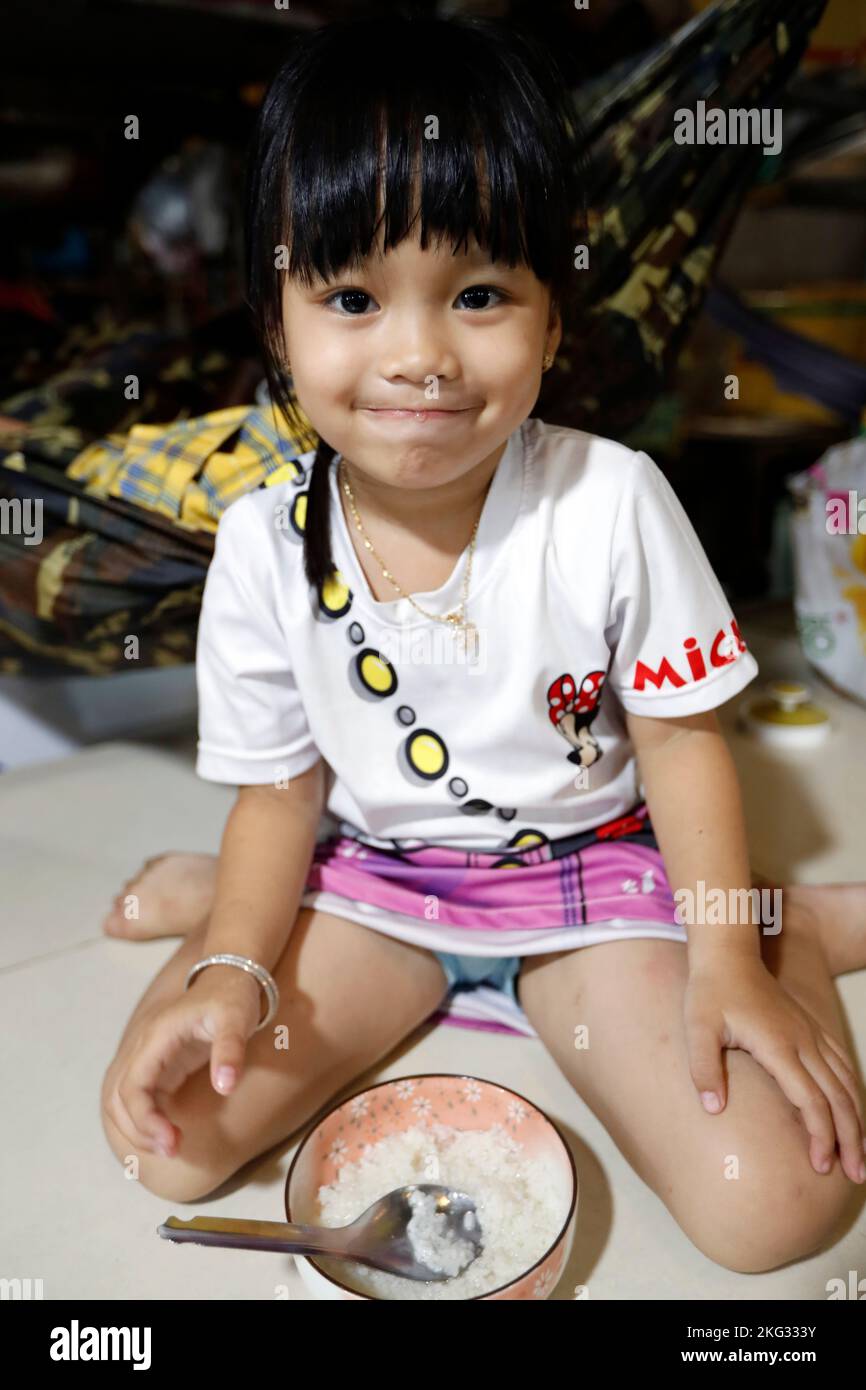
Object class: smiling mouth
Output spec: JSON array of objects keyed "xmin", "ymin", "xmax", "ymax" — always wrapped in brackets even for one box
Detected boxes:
[{"xmin": 361, "ymin": 407, "xmax": 477, "ymax": 419}]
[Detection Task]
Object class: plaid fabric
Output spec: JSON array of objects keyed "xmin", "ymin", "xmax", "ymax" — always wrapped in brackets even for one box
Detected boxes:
[
  {"xmin": 65, "ymin": 402, "xmax": 318, "ymax": 534},
  {"xmin": 0, "ymin": 401, "xmax": 317, "ymax": 677}
]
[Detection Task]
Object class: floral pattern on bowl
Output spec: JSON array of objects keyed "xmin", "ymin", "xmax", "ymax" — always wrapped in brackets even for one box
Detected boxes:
[{"xmin": 285, "ymin": 1072, "xmax": 578, "ymax": 1300}]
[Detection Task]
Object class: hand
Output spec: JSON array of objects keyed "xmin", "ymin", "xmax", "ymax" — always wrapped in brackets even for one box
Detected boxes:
[
  {"xmin": 683, "ymin": 955, "xmax": 866, "ymax": 1184},
  {"xmin": 103, "ymin": 968, "xmax": 262, "ymax": 1159}
]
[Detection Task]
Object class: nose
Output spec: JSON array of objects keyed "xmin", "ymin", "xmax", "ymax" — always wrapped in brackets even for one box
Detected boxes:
[{"xmin": 378, "ymin": 312, "xmax": 459, "ymax": 385}]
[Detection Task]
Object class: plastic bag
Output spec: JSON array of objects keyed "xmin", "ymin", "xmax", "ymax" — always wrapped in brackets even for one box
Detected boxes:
[{"xmin": 788, "ymin": 435, "xmax": 866, "ymax": 705}]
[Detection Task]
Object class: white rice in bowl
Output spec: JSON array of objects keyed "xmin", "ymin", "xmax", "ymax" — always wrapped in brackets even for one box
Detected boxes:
[{"xmin": 313, "ymin": 1121, "xmax": 563, "ymax": 1299}]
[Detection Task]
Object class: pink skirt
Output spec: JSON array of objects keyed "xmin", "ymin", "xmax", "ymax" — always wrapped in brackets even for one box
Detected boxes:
[{"xmin": 304, "ymin": 802, "xmax": 682, "ymax": 938}]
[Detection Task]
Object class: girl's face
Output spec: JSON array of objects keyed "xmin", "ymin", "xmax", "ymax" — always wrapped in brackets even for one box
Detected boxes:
[{"xmin": 281, "ymin": 227, "xmax": 561, "ymax": 493}]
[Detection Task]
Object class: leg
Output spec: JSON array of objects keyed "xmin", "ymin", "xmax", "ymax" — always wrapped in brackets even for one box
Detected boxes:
[
  {"xmin": 752, "ymin": 876, "xmax": 866, "ymax": 977},
  {"xmin": 101, "ymin": 908, "xmax": 450, "ymax": 1203},
  {"xmin": 102, "ymin": 852, "xmax": 217, "ymax": 939},
  {"xmin": 517, "ymin": 904, "xmax": 865, "ymax": 1274}
]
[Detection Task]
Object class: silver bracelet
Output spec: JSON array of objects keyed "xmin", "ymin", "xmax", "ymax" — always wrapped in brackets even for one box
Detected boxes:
[{"xmin": 184, "ymin": 954, "xmax": 279, "ymax": 1033}]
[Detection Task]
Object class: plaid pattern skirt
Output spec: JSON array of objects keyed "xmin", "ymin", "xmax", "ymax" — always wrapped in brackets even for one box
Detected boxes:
[{"xmin": 304, "ymin": 802, "xmax": 684, "ymax": 937}]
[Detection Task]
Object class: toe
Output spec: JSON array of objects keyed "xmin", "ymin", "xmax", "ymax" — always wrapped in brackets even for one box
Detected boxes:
[
  {"xmin": 143, "ymin": 852, "xmax": 170, "ymax": 874},
  {"xmin": 104, "ymin": 895, "xmax": 139, "ymax": 937}
]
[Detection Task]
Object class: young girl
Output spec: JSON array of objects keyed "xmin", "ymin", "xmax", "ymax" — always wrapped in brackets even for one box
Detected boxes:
[{"xmin": 100, "ymin": 13, "xmax": 866, "ymax": 1276}]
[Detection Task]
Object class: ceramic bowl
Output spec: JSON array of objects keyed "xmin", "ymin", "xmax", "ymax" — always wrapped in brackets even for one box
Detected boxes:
[{"xmin": 285, "ymin": 1072, "xmax": 578, "ymax": 1300}]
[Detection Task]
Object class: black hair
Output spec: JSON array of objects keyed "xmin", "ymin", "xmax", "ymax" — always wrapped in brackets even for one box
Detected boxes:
[{"xmin": 243, "ymin": 10, "xmax": 591, "ymax": 597}]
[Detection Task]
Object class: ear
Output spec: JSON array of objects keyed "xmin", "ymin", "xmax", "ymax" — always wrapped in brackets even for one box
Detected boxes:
[{"xmin": 547, "ymin": 299, "xmax": 563, "ymax": 355}]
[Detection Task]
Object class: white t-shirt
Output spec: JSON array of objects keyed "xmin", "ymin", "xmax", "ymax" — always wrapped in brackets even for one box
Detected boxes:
[
  {"xmin": 197, "ymin": 413, "xmax": 757, "ymax": 807},
  {"xmin": 195, "ymin": 416, "xmax": 759, "ymax": 950}
]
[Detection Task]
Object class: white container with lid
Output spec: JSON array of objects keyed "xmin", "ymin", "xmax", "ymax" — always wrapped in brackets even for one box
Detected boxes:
[{"xmin": 739, "ymin": 679, "xmax": 831, "ymax": 748}]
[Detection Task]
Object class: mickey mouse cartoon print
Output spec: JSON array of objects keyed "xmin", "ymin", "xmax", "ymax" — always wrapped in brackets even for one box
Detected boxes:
[{"xmin": 547, "ymin": 670, "xmax": 606, "ymax": 767}]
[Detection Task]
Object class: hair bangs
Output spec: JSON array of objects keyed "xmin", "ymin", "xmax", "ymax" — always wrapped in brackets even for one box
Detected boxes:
[
  {"xmin": 279, "ymin": 73, "xmax": 560, "ymax": 295},
  {"xmin": 242, "ymin": 11, "xmax": 591, "ymax": 593}
]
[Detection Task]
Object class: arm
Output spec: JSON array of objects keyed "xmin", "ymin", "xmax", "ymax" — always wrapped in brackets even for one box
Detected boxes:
[
  {"xmin": 624, "ymin": 707, "xmax": 761, "ymax": 962},
  {"xmin": 202, "ymin": 756, "xmax": 327, "ymax": 973},
  {"xmin": 107, "ymin": 757, "xmax": 328, "ymax": 1159},
  {"xmin": 188, "ymin": 757, "xmax": 327, "ymax": 1031},
  {"xmin": 627, "ymin": 707, "xmax": 866, "ymax": 1179},
  {"xmin": 112, "ymin": 495, "xmax": 330, "ymax": 1155}
]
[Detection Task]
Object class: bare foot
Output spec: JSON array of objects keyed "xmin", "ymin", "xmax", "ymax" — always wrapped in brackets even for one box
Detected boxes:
[
  {"xmin": 102, "ymin": 852, "xmax": 218, "ymax": 940},
  {"xmin": 753, "ymin": 873, "xmax": 866, "ymax": 977}
]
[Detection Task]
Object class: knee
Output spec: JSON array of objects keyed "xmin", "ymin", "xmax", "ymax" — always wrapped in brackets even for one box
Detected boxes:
[
  {"xmin": 132, "ymin": 1155, "xmax": 227, "ymax": 1205},
  {"xmin": 144, "ymin": 1166, "xmax": 227, "ymax": 1205},
  {"xmin": 686, "ymin": 1157, "xmax": 855, "ymax": 1275},
  {"xmin": 100, "ymin": 1079, "xmax": 234, "ymax": 1205}
]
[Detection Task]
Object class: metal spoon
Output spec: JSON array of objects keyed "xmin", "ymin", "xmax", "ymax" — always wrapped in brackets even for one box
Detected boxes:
[{"xmin": 157, "ymin": 1183, "xmax": 483, "ymax": 1282}]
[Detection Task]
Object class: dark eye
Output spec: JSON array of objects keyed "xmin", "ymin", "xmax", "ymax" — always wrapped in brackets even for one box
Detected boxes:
[
  {"xmin": 324, "ymin": 289, "xmax": 374, "ymax": 315},
  {"xmin": 457, "ymin": 285, "xmax": 507, "ymax": 310}
]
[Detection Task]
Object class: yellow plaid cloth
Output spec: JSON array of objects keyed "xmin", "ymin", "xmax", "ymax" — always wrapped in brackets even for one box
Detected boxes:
[{"xmin": 65, "ymin": 401, "xmax": 320, "ymax": 534}]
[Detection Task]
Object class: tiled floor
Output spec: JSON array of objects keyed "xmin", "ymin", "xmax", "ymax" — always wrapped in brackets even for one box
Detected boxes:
[{"xmin": 2, "ymin": 603, "xmax": 865, "ymax": 1300}]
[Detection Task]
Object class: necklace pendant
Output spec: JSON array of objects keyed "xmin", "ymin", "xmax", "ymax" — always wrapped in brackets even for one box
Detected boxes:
[{"xmin": 455, "ymin": 619, "xmax": 479, "ymax": 663}]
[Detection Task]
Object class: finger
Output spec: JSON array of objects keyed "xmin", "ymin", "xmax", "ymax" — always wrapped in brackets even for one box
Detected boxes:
[
  {"xmin": 207, "ymin": 1005, "xmax": 252, "ymax": 1095},
  {"xmin": 687, "ymin": 1021, "xmax": 726, "ymax": 1112},
  {"xmin": 107, "ymin": 1083, "xmax": 166, "ymax": 1158},
  {"xmin": 799, "ymin": 1045, "xmax": 866, "ymax": 1184},
  {"xmin": 820, "ymin": 1029, "xmax": 863, "ymax": 1090},
  {"xmin": 759, "ymin": 1045, "xmax": 836, "ymax": 1175},
  {"xmin": 119, "ymin": 1027, "xmax": 185, "ymax": 1153},
  {"xmin": 105, "ymin": 1085, "xmax": 146, "ymax": 1154},
  {"xmin": 819, "ymin": 1026, "xmax": 854, "ymax": 1065},
  {"xmin": 119, "ymin": 1072, "xmax": 177, "ymax": 1156},
  {"xmin": 817, "ymin": 1033, "xmax": 865, "ymax": 1129},
  {"xmin": 816, "ymin": 1042, "xmax": 866, "ymax": 1181}
]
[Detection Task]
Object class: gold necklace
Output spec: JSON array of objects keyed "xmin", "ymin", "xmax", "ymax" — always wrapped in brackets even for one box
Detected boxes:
[{"xmin": 338, "ymin": 460, "xmax": 486, "ymax": 656}]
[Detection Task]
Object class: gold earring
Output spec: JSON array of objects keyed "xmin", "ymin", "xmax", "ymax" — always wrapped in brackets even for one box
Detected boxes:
[{"xmin": 542, "ymin": 352, "xmax": 554, "ymax": 372}]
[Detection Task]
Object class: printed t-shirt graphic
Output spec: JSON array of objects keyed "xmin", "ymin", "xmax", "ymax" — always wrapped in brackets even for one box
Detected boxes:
[{"xmin": 194, "ymin": 417, "xmax": 759, "ymax": 952}]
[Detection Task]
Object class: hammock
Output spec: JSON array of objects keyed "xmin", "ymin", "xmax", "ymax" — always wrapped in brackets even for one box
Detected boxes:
[{"xmin": 0, "ymin": 0, "xmax": 830, "ymax": 677}]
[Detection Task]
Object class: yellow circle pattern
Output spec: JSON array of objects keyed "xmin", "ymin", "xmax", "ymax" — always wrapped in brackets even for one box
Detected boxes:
[
  {"xmin": 358, "ymin": 650, "xmax": 396, "ymax": 695},
  {"xmin": 407, "ymin": 730, "xmax": 447, "ymax": 777},
  {"xmin": 321, "ymin": 569, "xmax": 351, "ymax": 617}
]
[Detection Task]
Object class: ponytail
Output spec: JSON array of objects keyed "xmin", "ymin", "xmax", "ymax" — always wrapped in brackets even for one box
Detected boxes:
[
  {"xmin": 302, "ymin": 437, "xmax": 338, "ymax": 596},
  {"xmin": 255, "ymin": 357, "xmax": 338, "ymax": 600}
]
